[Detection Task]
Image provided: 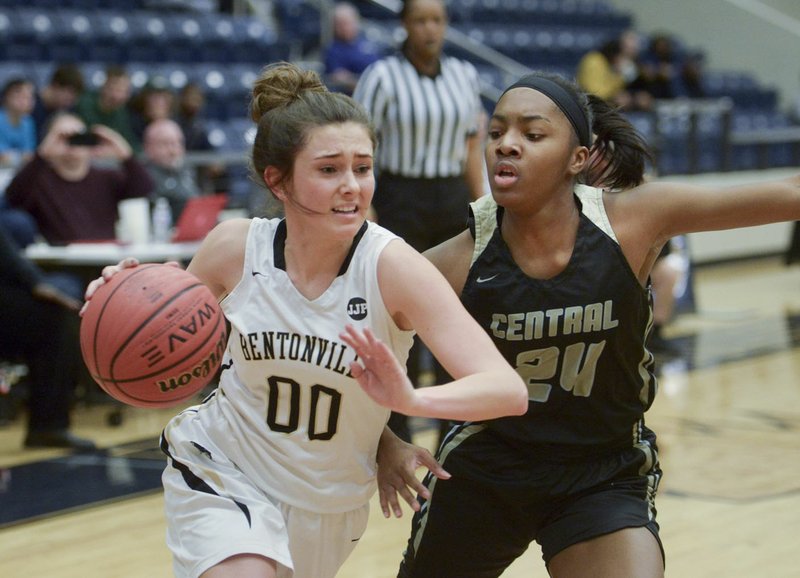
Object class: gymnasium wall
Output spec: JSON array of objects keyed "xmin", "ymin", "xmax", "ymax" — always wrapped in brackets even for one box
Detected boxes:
[{"xmin": 606, "ymin": 0, "xmax": 800, "ymax": 112}]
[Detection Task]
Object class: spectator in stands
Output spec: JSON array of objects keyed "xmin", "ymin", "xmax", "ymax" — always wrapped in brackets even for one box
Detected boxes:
[
  {"xmin": 76, "ymin": 65, "xmax": 140, "ymax": 152},
  {"xmin": 0, "ymin": 77, "xmax": 39, "ymax": 249},
  {"xmin": 32, "ymin": 63, "xmax": 85, "ymax": 144},
  {"xmin": 130, "ymin": 76, "xmax": 176, "ymax": 145},
  {"xmin": 324, "ymin": 1, "xmax": 385, "ymax": 95},
  {"xmin": 4, "ymin": 113, "xmax": 153, "ymax": 245},
  {"xmin": 680, "ymin": 50, "xmax": 706, "ymax": 99},
  {"xmin": 577, "ymin": 30, "xmax": 652, "ymax": 112},
  {"xmin": 175, "ymin": 82, "xmax": 226, "ymax": 195},
  {"xmin": 639, "ymin": 32, "xmax": 685, "ymax": 100},
  {"xmin": 0, "ymin": 77, "xmax": 40, "ymax": 246},
  {"xmin": 176, "ymin": 82, "xmax": 213, "ymax": 152},
  {"xmin": 0, "ymin": 225, "xmax": 95, "ymax": 451},
  {"xmin": 0, "ymin": 78, "xmax": 36, "ymax": 168},
  {"xmin": 353, "ymin": 0, "xmax": 486, "ymax": 445},
  {"xmin": 142, "ymin": 118, "xmax": 201, "ymax": 218}
]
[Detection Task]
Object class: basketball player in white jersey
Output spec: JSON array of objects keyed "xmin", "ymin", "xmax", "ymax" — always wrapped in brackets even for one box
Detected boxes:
[{"xmin": 83, "ymin": 62, "xmax": 527, "ymax": 578}]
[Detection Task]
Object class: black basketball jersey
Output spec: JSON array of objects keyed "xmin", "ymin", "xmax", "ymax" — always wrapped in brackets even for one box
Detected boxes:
[{"xmin": 462, "ymin": 187, "xmax": 657, "ymax": 456}]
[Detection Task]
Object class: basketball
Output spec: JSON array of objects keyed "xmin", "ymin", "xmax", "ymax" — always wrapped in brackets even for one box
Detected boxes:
[{"xmin": 80, "ymin": 264, "xmax": 227, "ymax": 408}]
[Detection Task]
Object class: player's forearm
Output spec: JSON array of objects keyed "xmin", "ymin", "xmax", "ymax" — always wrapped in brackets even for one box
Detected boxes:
[{"xmin": 408, "ymin": 369, "xmax": 528, "ymax": 421}]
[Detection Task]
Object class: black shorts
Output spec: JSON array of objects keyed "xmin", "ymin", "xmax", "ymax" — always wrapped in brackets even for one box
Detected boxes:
[
  {"xmin": 397, "ymin": 423, "xmax": 663, "ymax": 578},
  {"xmin": 373, "ymin": 173, "xmax": 470, "ymax": 253}
]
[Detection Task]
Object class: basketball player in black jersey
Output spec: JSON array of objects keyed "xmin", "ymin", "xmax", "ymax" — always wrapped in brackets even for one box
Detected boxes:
[{"xmin": 377, "ymin": 72, "xmax": 800, "ymax": 578}]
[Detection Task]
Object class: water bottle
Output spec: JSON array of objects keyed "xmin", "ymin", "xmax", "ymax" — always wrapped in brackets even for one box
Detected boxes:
[{"xmin": 152, "ymin": 197, "xmax": 173, "ymax": 243}]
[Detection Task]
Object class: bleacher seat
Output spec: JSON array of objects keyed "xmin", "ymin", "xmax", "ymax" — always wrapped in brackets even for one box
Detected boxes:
[
  {"xmin": 0, "ymin": 62, "xmax": 29, "ymax": 88},
  {"xmin": 1, "ymin": 8, "xmax": 55, "ymax": 61},
  {"xmin": 694, "ymin": 106, "xmax": 727, "ymax": 173},
  {"xmin": 84, "ymin": 10, "xmax": 133, "ymax": 63},
  {"xmin": 655, "ymin": 104, "xmax": 692, "ymax": 175},
  {"xmin": 451, "ymin": 0, "xmax": 632, "ymax": 28},
  {"xmin": 127, "ymin": 12, "xmax": 171, "ymax": 62},
  {"xmin": 81, "ymin": 62, "xmax": 112, "ymax": 90},
  {"xmin": 273, "ymin": 0, "xmax": 321, "ymax": 54}
]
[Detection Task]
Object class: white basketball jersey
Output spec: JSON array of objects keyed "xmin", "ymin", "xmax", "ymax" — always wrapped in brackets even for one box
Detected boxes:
[{"xmin": 165, "ymin": 218, "xmax": 414, "ymax": 513}]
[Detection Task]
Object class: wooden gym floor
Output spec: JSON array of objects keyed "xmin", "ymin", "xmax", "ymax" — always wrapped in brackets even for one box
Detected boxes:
[{"xmin": 1, "ymin": 255, "xmax": 800, "ymax": 577}]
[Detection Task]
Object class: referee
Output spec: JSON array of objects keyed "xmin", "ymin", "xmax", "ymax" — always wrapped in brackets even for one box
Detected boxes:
[{"xmin": 353, "ymin": 0, "xmax": 486, "ymax": 444}]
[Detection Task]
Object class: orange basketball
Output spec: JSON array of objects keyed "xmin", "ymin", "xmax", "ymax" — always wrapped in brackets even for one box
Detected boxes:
[{"xmin": 80, "ymin": 264, "xmax": 227, "ymax": 408}]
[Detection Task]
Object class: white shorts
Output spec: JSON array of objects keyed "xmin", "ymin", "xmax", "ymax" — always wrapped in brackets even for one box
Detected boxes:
[{"xmin": 161, "ymin": 429, "xmax": 370, "ymax": 578}]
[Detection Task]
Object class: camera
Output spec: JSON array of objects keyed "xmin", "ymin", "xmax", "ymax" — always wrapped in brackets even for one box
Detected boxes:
[{"xmin": 67, "ymin": 131, "xmax": 100, "ymax": 147}]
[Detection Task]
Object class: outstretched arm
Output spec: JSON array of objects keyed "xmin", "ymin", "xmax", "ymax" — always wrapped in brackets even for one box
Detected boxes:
[{"xmin": 606, "ymin": 174, "xmax": 800, "ymax": 282}]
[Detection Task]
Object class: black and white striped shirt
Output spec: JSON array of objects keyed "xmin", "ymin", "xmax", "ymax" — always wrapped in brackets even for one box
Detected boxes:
[{"xmin": 353, "ymin": 52, "xmax": 482, "ymax": 179}]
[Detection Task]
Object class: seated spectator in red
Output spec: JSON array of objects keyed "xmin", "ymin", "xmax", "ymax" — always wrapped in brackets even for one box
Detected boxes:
[
  {"xmin": 76, "ymin": 65, "xmax": 140, "ymax": 152},
  {"xmin": 32, "ymin": 63, "xmax": 85, "ymax": 144},
  {"xmin": 0, "ymin": 78, "xmax": 37, "ymax": 168},
  {"xmin": 4, "ymin": 113, "xmax": 154, "ymax": 245},
  {"xmin": 324, "ymin": 1, "xmax": 385, "ymax": 95}
]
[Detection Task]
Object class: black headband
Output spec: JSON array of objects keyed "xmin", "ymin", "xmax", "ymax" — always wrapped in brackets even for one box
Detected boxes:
[{"xmin": 501, "ymin": 76, "xmax": 591, "ymax": 148}]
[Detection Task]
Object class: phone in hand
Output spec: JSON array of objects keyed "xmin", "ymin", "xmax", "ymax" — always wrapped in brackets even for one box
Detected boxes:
[{"xmin": 67, "ymin": 131, "xmax": 100, "ymax": 147}]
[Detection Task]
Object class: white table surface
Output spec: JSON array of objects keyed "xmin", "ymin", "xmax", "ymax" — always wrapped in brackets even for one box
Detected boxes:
[{"xmin": 25, "ymin": 241, "xmax": 202, "ymax": 267}]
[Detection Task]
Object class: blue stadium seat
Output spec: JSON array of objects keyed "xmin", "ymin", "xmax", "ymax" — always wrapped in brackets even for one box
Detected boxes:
[
  {"xmin": 127, "ymin": 12, "xmax": 170, "ymax": 62},
  {"xmin": 0, "ymin": 62, "xmax": 29, "ymax": 87},
  {"xmin": 273, "ymin": 0, "xmax": 320, "ymax": 53},
  {"xmin": 7, "ymin": 8, "xmax": 56, "ymax": 46},
  {"xmin": 206, "ymin": 119, "xmax": 230, "ymax": 150},
  {"xmin": 225, "ymin": 118, "xmax": 256, "ymax": 151},
  {"xmin": 625, "ymin": 111, "xmax": 656, "ymax": 143},
  {"xmin": 81, "ymin": 62, "xmax": 112, "ymax": 91},
  {"xmin": 191, "ymin": 64, "xmax": 237, "ymax": 120},
  {"xmin": 42, "ymin": 10, "xmax": 92, "ymax": 62},
  {"xmin": 694, "ymin": 108, "xmax": 727, "ymax": 173},
  {"xmin": 227, "ymin": 16, "xmax": 289, "ymax": 64},
  {"xmin": 84, "ymin": 11, "xmax": 133, "ymax": 63},
  {"xmin": 655, "ymin": 105, "xmax": 692, "ymax": 175}
]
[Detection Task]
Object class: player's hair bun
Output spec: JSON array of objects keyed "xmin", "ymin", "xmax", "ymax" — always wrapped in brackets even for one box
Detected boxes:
[{"xmin": 250, "ymin": 62, "xmax": 328, "ymax": 123}]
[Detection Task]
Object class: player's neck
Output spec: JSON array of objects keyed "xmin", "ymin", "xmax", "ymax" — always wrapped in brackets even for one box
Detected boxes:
[
  {"xmin": 283, "ymin": 234, "xmax": 352, "ymax": 301},
  {"xmin": 404, "ymin": 45, "xmax": 440, "ymax": 77}
]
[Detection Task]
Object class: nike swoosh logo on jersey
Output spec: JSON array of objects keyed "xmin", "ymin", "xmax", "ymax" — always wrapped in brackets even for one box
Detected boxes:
[
  {"xmin": 252, "ymin": 271, "xmax": 267, "ymax": 277},
  {"xmin": 476, "ymin": 274, "xmax": 499, "ymax": 283}
]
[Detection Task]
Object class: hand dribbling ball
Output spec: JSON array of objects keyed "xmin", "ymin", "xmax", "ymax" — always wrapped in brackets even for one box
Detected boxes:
[{"xmin": 80, "ymin": 264, "xmax": 227, "ymax": 408}]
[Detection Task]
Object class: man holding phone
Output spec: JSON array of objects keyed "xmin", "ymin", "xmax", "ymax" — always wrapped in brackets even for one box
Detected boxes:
[
  {"xmin": 4, "ymin": 113, "xmax": 154, "ymax": 245},
  {"xmin": 66, "ymin": 130, "xmax": 100, "ymax": 147}
]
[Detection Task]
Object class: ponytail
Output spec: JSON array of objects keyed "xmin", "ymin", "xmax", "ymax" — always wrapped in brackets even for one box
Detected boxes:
[{"xmin": 584, "ymin": 94, "xmax": 654, "ymax": 191}]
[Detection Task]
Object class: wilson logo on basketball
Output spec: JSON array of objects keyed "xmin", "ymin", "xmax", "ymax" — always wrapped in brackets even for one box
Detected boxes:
[
  {"xmin": 157, "ymin": 332, "xmax": 227, "ymax": 393},
  {"xmin": 347, "ymin": 297, "xmax": 368, "ymax": 320}
]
